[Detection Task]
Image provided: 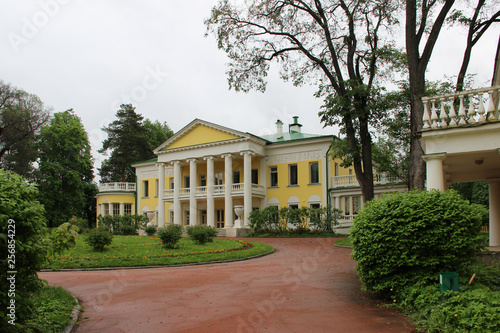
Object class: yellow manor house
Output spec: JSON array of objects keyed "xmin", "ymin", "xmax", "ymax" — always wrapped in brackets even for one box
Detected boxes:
[{"xmin": 96, "ymin": 117, "xmax": 405, "ymax": 235}]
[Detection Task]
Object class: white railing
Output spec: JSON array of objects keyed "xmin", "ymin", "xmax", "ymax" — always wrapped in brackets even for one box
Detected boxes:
[
  {"xmin": 163, "ymin": 183, "xmax": 265, "ymax": 199},
  {"xmin": 337, "ymin": 215, "xmax": 355, "ymax": 228},
  {"xmin": 331, "ymin": 173, "xmax": 402, "ymax": 188},
  {"xmin": 422, "ymin": 85, "xmax": 500, "ymax": 130},
  {"xmin": 99, "ymin": 182, "xmax": 136, "ymax": 192}
]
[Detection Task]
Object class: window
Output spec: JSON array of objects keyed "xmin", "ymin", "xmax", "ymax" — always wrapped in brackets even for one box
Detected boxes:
[
  {"xmin": 169, "ymin": 178, "xmax": 174, "ymax": 189},
  {"xmin": 289, "ymin": 204, "xmax": 299, "ymax": 210},
  {"xmin": 344, "ymin": 197, "xmax": 351, "ymax": 216},
  {"xmin": 309, "ymin": 162, "xmax": 319, "ymax": 184},
  {"xmin": 289, "ymin": 164, "xmax": 298, "ymax": 186},
  {"xmin": 215, "ymin": 172, "xmax": 223, "ymax": 185},
  {"xmin": 233, "ymin": 171, "xmax": 240, "ymax": 184},
  {"xmin": 185, "ymin": 211, "xmax": 190, "ymax": 226},
  {"xmin": 270, "ymin": 166, "xmax": 278, "ymax": 187},
  {"xmin": 169, "ymin": 211, "xmax": 174, "ymax": 223},
  {"xmin": 103, "ymin": 204, "xmax": 109, "ymax": 216},
  {"xmin": 349, "ymin": 169, "xmax": 353, "ymax": 175},
  {"xmin": 142, "ymin": 180, "xmax": 149, "ymax": 197},
  {"xmin": 334, "ymin": 163, "xmax": 339, "ymax": 176},
  {"xmin": 353, "ymin": 196, "xmax": 361, "ymax": 215},
  {"xmin": 155, "ymin": 179, "xmax": 159, "ymax": 197},
  {"xmin": 184, "ymin": 176, "xmax": 190, "ymax": 188},
  {"xmin": 216, "ymin": 209, "xmax": 224, "ymax": 228},
  {"xmin": 201, "ymin": 210, "xmax": 207, "ymax": 225},
  {"xmin": 310, "ymin": 203, "xmax": 320, "ymax": 209},
  {"xmin": 251, "ymin": 169, "xmax": 258, "ymax": 184},
  {"xmin": 200, "ymin": 174, "xmax": 206, "ymax": 186},
  {"xmin": 112, "ymin": 203, "xmax": 120, "ymax": 216},
  {"xmin": 124, "ymin": 204, "xmax": 132, "ymax": 215}
]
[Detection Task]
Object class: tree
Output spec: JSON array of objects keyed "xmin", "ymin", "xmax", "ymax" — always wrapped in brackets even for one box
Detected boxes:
[
  {"xmin": 36, "ymin": 110, "xmax": 96, "ymax": 227},
  {"xmin": 405, "ymin": 0, "xmax": 456, "ymax": 190},
  {"xmin": 0, "ymin": 81, "xmax": 51, "ymax": 179},
  {"xmin": 143, "ymin": 119, "xmax": 174, "ymax": 150},
  {"xmin": 447, "ymin": 1, "xmax": 500, "ymax": 91},
  {"xmin": 206, "ymin": 0, "xmax": 400, "ymax": 202},
  {"xmin": 99, "ymin": 104, "xmax": 173, "ymax": 182}
]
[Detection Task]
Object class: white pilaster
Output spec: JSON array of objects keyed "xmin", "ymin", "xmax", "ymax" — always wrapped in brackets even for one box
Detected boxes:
[
  {"xmin": 157, "ymin": 163, "xmax": 166, "ymax": 227},
  {"xmin": 222, "ymin": 154, "xmax": 233, "ymax": 227},
  {"xmin": 173, "ymin": 161, "xmax": 182, "ymax": 225},
  {"xmin": 120, "ymin": 203, "xmax": 124, "ymax": 216},
  {"xmin": 489, "ymin": 180, "xmax": 500, "ymax": 246},
  {"xmin": 188, "ymin": 158, "xmax": 198, "ymax": 226},
  {"xmin": 205, "ymin": 156, "xmax": 215, "ymax": 227},
  {"xmin": 242, "ymin": 151, "xmax": 253, "ymax": 226},
  {"xmin": 422, "ymin": 153, "xmax": 447, "ymax": 191}
]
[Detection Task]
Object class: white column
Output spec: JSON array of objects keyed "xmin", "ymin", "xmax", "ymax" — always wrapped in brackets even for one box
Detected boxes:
[
  {"xmin": 204, "ymin": 156, "xmax": 215, "ymax": 227},
  {"xmin": 120, "ymin": 203, "xmax": 124, "ymax": 216},
  {"xmin": 157, "ymin": 163, "xmax": 165, "ymax": 227},
  {"xmin": 222, "ymin": 154, "xmax": 233, "ymax": 227},
  {"xmin": 489, "ymin": 180, "xmax": 500, "ymax": 246},
  {"xmin": 422, "ymin": 153, "xmax": 447, "ymax": 191},
  {"xmin": 173, "ymin": 161, "xmax": 182, "ymax": 225},
  {"xmin": 241, "ymin": 151, "xmax": 253, "ymax": 226},
  {"xmin": 188, "ymin": 159, "xmax": 198, "ymax": 226},
  {"xmin": 334, "ymin": 196, "xmax": 340, "ymax": 211}
]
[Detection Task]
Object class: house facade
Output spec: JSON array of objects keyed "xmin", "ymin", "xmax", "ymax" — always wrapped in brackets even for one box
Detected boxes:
[{"xmin": 96, "ymin": 117, "xmax": 406, "ymax": 233}]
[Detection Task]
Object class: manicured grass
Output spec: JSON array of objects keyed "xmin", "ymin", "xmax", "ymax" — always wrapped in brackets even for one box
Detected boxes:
[
  {"xmin": 17, "ymin": 286, "xmax": 76, "ymax": 333},
  {"xmin": 44, "ymin": 235, "xmax": 274, "ymax": 270},
  {"xmin": 334, "ymin": 237, "xmax": 352, "ymax": 247}
]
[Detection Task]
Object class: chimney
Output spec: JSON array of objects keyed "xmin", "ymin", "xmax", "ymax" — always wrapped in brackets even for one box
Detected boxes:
[
  {"xmin": 289, "ymin": 116, "xmax": 302, "ymax": 133},
  {"xmin": 276, "ymin": 119, "xmax": 283, "ymax": 138}
]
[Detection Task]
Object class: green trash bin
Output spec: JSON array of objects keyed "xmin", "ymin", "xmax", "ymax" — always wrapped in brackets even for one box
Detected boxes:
[{"xmin": 439, "ymin": 272, "xmax": 459, "ymax": 292}]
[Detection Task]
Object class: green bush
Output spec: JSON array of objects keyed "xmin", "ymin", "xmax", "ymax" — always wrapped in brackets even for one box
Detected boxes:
[
  {"xmin": 0, "ymin": 170, "xmax": 48, "ymax": 323},
  {"xmin": 48, "ymin": 222, "xmax": 80, "ymax": 255},
  {"xmin": 85, "ymin": 228, "xmax": 113, "ymax": 252},
  {"xmin": 249, "ymin": 206, "xmax": 280, "ymax": 233},
  {"xmin": 144, "ymin": 225, "xmax": 157, "ymax": 236},
  {"xmin": 97, "ymin": 214, "xmax": 148, "ymax": 235},
  {"xmin": 119, "ymin": 224, "xmax": 137, "ymax": 236},
  {"xmin": 351, "ymin": 190, "xmax": 484, "ymax": 297},
  {"xmin": 186, "ymin": 225, "xmax": 218, "ymax": 245},
  {"xmin": 157, "ymin": 224, "xmax": 182, "ymax": 248}
]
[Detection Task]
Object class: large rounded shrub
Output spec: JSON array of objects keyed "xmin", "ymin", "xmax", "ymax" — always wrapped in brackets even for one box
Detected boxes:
[
  {"xmin": 85, "ymin": 228, "xmax": 113, "ymax": 252},
  {"xmin": 351, "ymin": 190, "xmax": 484, "ymax": 298},
  {"xmin": 0, "ymin": 170, "xmax": 48, "ymax": 323}
]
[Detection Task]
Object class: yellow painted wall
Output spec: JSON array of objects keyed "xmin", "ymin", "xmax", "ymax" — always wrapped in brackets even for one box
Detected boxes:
[
  {"xmin": 165, "ymin": 125, "xmax": 240, "ymax": 150},
  {"xmin": 139, "ymin": 177, "xmax": 158, "ymax": 214},
  {"xmin": 330, "ymin": 157, "xmax": 352, "ymax": 176},
  {"xmin": 266, "ymin": 159, "xmax": 323, "ymax": 208},
  {"xmin": 96, "ymin": 193, "xmax": 135, "ymax": 207}
]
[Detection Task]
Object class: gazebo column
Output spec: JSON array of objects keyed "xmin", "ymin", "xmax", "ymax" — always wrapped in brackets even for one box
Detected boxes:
[
  {"xmin": 157, "ymin": 163, "xmax": 165, "ymax": 228},
  {"xmin": 188, "ymin": 159, "xmax": 198, "ymax": 226},
  {"xmin": 172, "ymin": 161, "xmax": 182, "ymax": 225},
  {"xmin": 222, "ymin": 154, "xmax": 233, "ymax": 227},
  {"xmin": 204, "ymin": 156, "xmax": 215, "ymax": 227},
  {"xmin": 489, "ymin": 179, "xmax": 500, "ymax": 247},
  {"xmin": 423, "ymin": 153, "xmax": 447, "ymax": 191}
]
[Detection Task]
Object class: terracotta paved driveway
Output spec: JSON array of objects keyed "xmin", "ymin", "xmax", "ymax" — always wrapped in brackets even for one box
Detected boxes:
[{"xmin": 40, "ymin": 238, "xmax": 415, "ymax": 332}]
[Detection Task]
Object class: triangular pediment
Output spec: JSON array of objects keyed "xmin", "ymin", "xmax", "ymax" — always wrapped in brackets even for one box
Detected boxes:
[{"xmin": 154, "ymin": 119, "xmax": 253, "ymax": 153}]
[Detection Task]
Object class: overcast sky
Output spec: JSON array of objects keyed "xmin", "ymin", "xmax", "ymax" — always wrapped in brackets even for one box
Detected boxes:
[{"xmin": 1, "ymin": 1, "xmax": 498, "ymax": 175}]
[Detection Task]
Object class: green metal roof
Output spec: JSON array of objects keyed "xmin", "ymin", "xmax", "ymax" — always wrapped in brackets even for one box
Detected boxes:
[{"xmin": 258, "ymin": 132, "xmax": 333, "ymax": 144}]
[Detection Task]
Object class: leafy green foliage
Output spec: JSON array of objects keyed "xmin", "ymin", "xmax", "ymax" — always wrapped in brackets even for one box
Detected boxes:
[
  {"xmin": 186, "ymin": 225, "xmax": 218, "ymax": 245},
  {"xmin": 0, "ymin": 169, "xmax": 48, "ymax": 323},
  {"xmin": 85, "ymin": 228, "xmax": 113, "ymax": 252},
  {"xmin": 157, "ymin": 224, "xmax": 183, "ymax": 249},
  {"xmin": 249, "ymin": 205, "xmax": 342, "ymax": 235},
  {"xmin": 0, "ymin": 81, "xmax": 51, "ymax": 180},
  {"xmin": 450, "ymin": 181, "xmax": 489, "ymax": 209},
  {"xmin": 47, "ymin": 222, "xmax": 80, "ymax": 256},
  {"xmin": 351, "ymin": 190, "xmax": 484, "ymax": 297},
  {"xmin": 97, "ymin": 214, "xmax": 147, "ymax": 235},
  {"xmin": 144, "ymin": 225, "xmax": 157, "ymax": 236},
  {"xmin": 142, "ymin": 119, "xmax": 174, "ymax": 150},
  {"xmin": 36, "ymin": 110, "xmax": 96, "ymax": 227}
]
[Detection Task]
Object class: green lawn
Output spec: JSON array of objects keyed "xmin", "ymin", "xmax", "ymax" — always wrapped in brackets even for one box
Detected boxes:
[
  {"xmin": 44, "ymin": 235, "xmax": 274, "ymax": 270},
  {"xmin": 334, "ymin": 237, "xmax": 352, "ymax": 247}
]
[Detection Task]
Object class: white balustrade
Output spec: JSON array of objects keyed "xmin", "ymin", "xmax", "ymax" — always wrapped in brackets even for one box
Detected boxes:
[
  {"xmin": 98, "ymin": 182, "xmax": 136, "ymax": 192},
  {"xmin": 331, "ymin": 173, "xmax": 403, "ymax": 188},
  {"xmin": 422, "ymin": 85, "xmax": 500, "ymax": 130}
]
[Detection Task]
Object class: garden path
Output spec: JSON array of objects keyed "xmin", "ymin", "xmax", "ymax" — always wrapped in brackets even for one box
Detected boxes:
[{"xmin": 40, "ymin": 238, "xmax": 416, "ymax": 333}]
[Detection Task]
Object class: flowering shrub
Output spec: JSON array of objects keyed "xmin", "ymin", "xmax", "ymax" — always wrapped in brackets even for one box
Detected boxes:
[
  {"xmin": 186, "ymin": 225, "xmax": 218, "ymax": 245},
  {"xmin": 351, "ymin": 190, "xmax": 484, "ymax": 297},
  {"xmin": 157, "ymin": 224, "xmax": 182, "ymax": 249}
]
